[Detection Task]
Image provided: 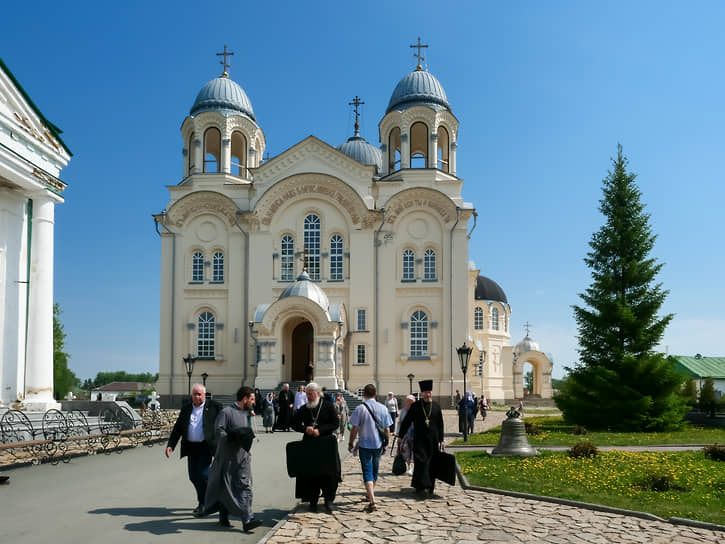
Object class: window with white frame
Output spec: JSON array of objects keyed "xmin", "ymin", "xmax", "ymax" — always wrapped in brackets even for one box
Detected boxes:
[
  {"xmin": 330, "ymin": 234, "xmax": 343, "ymax": 281},
  {"xmin": 356, "ymin": 344, "xmax": 367, "ymax": 365},
  {"xmin": 492, "ymin": 307, "xmax": 499, "ymax": 330},
  {"xmin": 281, "ymin": 235, "xmax": 294, "ymax": 281},
  {"xmin": 304, "ymin": 214, "xmax": 321, "ymax": 280},
  {"xmin": 192, "ymin": 251, "xmax": 204, "ymax": 282},
  {"xmin": 212, "ymin": 251, "xmax": 224, "ymax": 282},
  {"xmin": 197, "ymin": 311, "xmax": 215, "ymax": 358},
  {"xmin": 356, "ymin": 309, "xmax": 366, "ymax": 331},
  {"xmin": 410, "ymin": 310, "xmax": 428, "ymax": 357},
  {"xmin": 474, "ymin": 307, "xmax": 483, "ymax": 329},
  {"xmin": 402, "ymin": 249, "xmax": 415, "ymax": 281},
  {"xmin": 424, "ymin": 249, "xmax": 436, "ymax": 280}
]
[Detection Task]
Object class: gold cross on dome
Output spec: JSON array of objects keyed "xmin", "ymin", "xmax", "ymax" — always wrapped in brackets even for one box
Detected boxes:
[
  {"xmin": 348, "ymin": 95, "xmax": 365, "ymax": 136},
  {"xmin": 217, "ymin": 45, "xmax": 234, "ymax": 77},
  {"xmin": 410, "ymin": 37, "xmax": 428, "ymax": 70}
]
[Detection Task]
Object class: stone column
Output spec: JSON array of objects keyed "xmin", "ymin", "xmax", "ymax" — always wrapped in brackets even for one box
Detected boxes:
[
  {"xmin": 314, "ymin": 339, "xmax": 338, "ymax": 389},
  {"xmin": 429, "ymin": 132, "xmax": 438, "ymax": 168},
  {"xmin": 221, "ymin": 138, "xmax": 231, "ymax": 174},
  {"xmin": 450, "ymin": 141, "xmax": 457, "ymax": 175},
  {"xmin": 23, "ymin": 194, "xmax": 60, "ymax": 411},
  {"xmin": 193, "ymin": 138, "xmax": 202, "ymax": 174},
  {"xmin": 400, "ymin": 133, "xmax": 410, "ymax": 169}
]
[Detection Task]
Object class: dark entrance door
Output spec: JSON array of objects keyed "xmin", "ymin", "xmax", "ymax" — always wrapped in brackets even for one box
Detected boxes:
[{"xmin": 291, "ymin": 322, "xmax": 313, "ymax": 381}]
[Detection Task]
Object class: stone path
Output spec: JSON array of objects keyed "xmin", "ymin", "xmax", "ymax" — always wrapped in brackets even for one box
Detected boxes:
[{"xmin": 261, "ymin": 410, "xmax": 723, "ymax": 544}]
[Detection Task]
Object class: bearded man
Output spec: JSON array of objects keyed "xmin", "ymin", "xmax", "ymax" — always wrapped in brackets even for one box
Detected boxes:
[
  {"xmin": 396, "ymin": 379, "xmax": 444, "ymax": 499},
  {"xmin": 275, "ymin": 383, "xmax": 293, "ymax": 431},
  {"xmin": 291, "ymin": 382, "xmax": 341, "ymax": 513}
]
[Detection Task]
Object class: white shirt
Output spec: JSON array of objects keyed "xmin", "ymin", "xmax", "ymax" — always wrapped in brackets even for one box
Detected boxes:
[
  {"xmin": 187, "ymin": 402, "xmax": 205, "ymax": 442},
  {"xmin": 294, "ymin": 391, "xmax": 307, "ymax": 410}
]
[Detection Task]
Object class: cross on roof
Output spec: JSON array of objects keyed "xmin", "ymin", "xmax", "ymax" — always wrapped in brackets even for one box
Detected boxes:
[
  {"xmin": 524, "ymin": 321, "xmax": 532, "ymax": 336},
  {"xmin": 410, "ymin": 37, "xmax": 428, "ymax": 70},
  {"xmin": 348, "ymin": 95, "xmax": 365, "ymax": 136},
  {"xmin": 217, "ymin": 45, "xmax": 234, "ymax": 77}
]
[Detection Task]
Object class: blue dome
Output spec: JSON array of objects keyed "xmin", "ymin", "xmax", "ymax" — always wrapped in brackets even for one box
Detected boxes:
[
  {"xmin": 337, "ymin": 136, "xmax": 382, "ymax": 172},
  {"xmin": 190, "ymin": 76, "xmax": 256, "ymax": 121},
  {"xmin": 386, "ymin": 68, "xmax": 450, "ymax": 114}
]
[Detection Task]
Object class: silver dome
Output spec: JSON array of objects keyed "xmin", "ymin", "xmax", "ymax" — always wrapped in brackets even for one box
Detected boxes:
[
  {"xmin": 278, "ymin": 271, "xmax": 329, "ymax": 311},
  {"xmin": 190, "ymin": 76, "xmax": 256, "ymax": 121},
  {"xmin": 336, "ymin": 136, "xmax": 382, "ymax": 172},
  {"xmin": 514, "ymin": 335, "xmax": 540, "ymax": 356},
  {"xmin": 387, "ymin": 68, "xmax": 450, "ymax": 114}
]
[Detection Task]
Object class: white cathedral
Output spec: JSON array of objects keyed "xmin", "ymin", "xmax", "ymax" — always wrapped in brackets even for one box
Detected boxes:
[{"xmin": 155, "ymin": 47, "xmax": 552, "ymax": 405}]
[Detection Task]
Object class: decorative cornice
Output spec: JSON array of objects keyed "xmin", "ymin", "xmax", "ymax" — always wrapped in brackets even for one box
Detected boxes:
[
  {"xmin": 383, "ymin": 187, "xmax": 457, "ymax": 224},
  {"xmin": 166, "ymin": 190, "xmax": 238, "ymax": 227}
]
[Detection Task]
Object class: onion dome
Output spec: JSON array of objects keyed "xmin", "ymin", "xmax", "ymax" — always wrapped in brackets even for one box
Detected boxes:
[
  {"xmin": 386, "ymin": 68, "xmax": 451, "ymax": 114},
  {"xmin": 337, "ymin": 136, "xmax": 382, "ymax": 172},
  {"xmin": 474, "ymin": 275, "xmax": 508, "ymax": 303},
  {"xmin": 514, "ymin": 335, "xmax": 540, "ymax": 357},
  {"xmin": 190, "ymin": 76, "xmax": 256, "ymax": 121},
  {"xmin": 278, "ymin": 271, "xmax": 329, "ymax": 311}
]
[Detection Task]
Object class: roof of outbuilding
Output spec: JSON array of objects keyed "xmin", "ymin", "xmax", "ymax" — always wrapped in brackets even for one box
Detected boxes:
[
  {"xmin": 93, "ymin": 382, "xmax": 152, "ymax": 392},
  {"xmin": 671, "ymin": 356, "xmax": 725, "ymax": 379}
]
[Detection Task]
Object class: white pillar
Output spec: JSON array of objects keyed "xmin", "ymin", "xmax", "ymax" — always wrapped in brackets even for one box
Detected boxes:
[
  {"xmin": 23, "ymin": 194, "xmax": 60, "ymax": 411},
  {"xmin": 400, "ymin": 133, "xmax": 410, "ymax": 169},
  {"xmin": 450, "ymin": 141, "xmax": 457, "ymax": 176},
  {"xmin": 429, "ymin": 133, "xmax": 438, "ymax": 168},
  {"xmin": 221, "ymin": 138, "xmax": 231, "ymax": 174}
]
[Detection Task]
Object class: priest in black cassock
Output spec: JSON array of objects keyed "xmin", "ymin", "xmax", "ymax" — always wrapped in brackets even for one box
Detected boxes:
[
  {"xmin": 291, "ymin": 382, "xmax": 341, "ymax": 513},
  {"xmin": 396, "ymin": 379, "xmax": 445, "ymax": 499},
  {"xmin": 275, "ymin": 383, "xmax": 293, "ymax": 431}
]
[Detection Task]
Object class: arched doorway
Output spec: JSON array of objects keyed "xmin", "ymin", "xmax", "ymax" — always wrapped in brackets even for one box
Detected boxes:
[{"xmin": 291, "ymin": 321, "xmax": 313, "ymax": 381}]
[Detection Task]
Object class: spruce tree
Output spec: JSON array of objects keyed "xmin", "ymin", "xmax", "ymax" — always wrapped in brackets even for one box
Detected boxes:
[
  {"xmin": 555, "ymin": 145, "xmax": 686, "ymax": 431},
  {"xmin": 53, "ymin": 303, "xmax": 79, "ymax": 397}
]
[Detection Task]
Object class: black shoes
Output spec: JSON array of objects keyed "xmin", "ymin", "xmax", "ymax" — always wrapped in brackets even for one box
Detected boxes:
[
  {"xmin": 243, "ymin": 518, "xmax": 262, "ymax": 532},
  {"xmin": 322, "ymin": 500, "xmax": 333, "ymax": 514},
  {"xmin": 192, "ymin": 504, "xmax": 204, "ymax": 516},
  {"xmin": 217, "ymin": 518, "xmax": 231, "ymax": 528},
  {"xmin": 309, "ymin": 502, "xmax": 318, "ymax": 513}
]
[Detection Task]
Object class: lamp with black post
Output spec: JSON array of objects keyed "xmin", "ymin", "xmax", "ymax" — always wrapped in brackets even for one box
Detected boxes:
[
  {"xmin": 456, "ymin": 342, "xmax": 472, "ymax": 442},
  {"xmin": 407, "ymin": 373, "xmax": 415, "ymax": 395},
  {"xmin": 183, "ymin": 353, "xmax": 197, "ymax": 397},
  {"xmin": 201, "ymin": 372, "xmax": 209, "ymax": 399}
]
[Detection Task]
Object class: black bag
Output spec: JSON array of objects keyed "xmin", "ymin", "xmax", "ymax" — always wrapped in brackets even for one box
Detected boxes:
[
  {"xmin": 285, "ymin": 435, "xmax": 338, "ymax": 478},
  {"xmin": 431, "ymin": 450, "xmax": 457, "ymax": 486},
  {"xmin": 362, "ymin": 402, "xmax": 389, "ymax": 449},
  {"xmin": 392, "ymin": 453, "xmax": 407, "ymax": 475}
]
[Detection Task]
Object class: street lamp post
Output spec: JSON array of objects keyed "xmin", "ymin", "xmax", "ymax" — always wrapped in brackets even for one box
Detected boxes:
[
  {"xmin": 407, "ymin": 373, "xmax": 415, "ymax": 395},
  {"xmin": 201, "ymin": 372, "xmax": 208, "ymax": 386},
  {"xmin": 183, "ymin": 353, "xmax": 197, "ymax": 397},
  {"xmin": 456, "ymin": 342, "xmax": 472, "ymax": 442}
]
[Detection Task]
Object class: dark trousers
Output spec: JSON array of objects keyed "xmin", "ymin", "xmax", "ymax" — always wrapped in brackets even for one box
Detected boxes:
[{"xmin": 186, "ymin": 443, "xmax": 212, "ymax": 505}]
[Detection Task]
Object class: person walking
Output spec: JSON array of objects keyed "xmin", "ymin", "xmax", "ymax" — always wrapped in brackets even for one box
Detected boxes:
[
  {"xmin": 275, "ymin": 383, "xmax": 293, "ymax": 431},
  {"xmin": 348, "ymin": 384, "xmax": 392, "ymax": 512},
  {"xmin": 261, "ymin": 392, "xmax": 275, "ymax": 433},
  {"xmin": 397, "ymin": 379, "xmax": 444, "ymax": 500},
  {"xmin": 200, "ymin": 386, "xmax": 262, "ymax": 532},
  {"xmin": 164, "ymin": 384, "xmax": 222, "ymax": 517},
  {"xmin": 384, "ymin": 392, "xmax": 399, "ymax": 432},
  {"xmin": 397, "ymin": 394, "xmax": 416, "ymax": 475},
  {"xmin": 335, "ymin": 393, "xmax": 349, "ymax": 442}
]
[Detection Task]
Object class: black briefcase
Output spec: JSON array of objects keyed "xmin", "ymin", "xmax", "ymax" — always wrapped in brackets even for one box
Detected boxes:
[
  {"xmin": 285, "ymin": 435, "xmax": 338, "ymax": 478},
  {"xmin": 431, "ymin": 450, "xmax": 457, "ymax": 486}
]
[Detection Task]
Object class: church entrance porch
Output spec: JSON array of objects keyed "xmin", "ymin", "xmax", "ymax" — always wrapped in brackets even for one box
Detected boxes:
[{"xmin": 291, "ymin": 321, "xmax": 313, "ymax": 381}]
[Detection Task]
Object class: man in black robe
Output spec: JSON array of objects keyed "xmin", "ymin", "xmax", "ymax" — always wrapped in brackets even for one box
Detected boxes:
[
  {"xmin": 275, "ymin": 383, "xmax": 293, "ymax": 431},
  {"xmin": 396, "ymin": 379, "xmax": 444, "ymax": 499},
  {"xmin": 291, "ymin": 382, "xmax": 341, "ymax": 513}
]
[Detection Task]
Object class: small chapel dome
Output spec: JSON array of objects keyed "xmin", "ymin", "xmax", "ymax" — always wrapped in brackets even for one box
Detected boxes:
[
  {"xmin": 190, "ymin": 76, "xmax": 256, "ymax": 121},
  {"xmin": 474, "ymin": 275, "xmax": 508, "ymax": 303},
  {"xmin": 278, "ymin": 271, "xmax": 329, "ymax": 311},
  {"xmin": 386, "ymin": 68, "xmax": 451, "ymax": 114},
  {"xmin": 514, "ymin": 335, "xmax": 540, "ymax": 356},
  {"xmin": 337, "ymin": 136, "xmax": 382, "ymax": 172}
]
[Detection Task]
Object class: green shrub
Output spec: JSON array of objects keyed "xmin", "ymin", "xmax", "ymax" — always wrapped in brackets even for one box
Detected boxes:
[
  {"xmin": 568, "ymin": 441, "xmax": 599, "ymax": 459},
  {"xmin": 636, "ymin": 473, "xmax": 688, "ymax": 492},
  {"xmin": 703, "ymin": 444, "xmax": 725, "ymax": 462},
  {"xmin": 572, "ymin": 425, "xmax": 588, "ymax": 435},
  {"xmin": 525, "ymin": 421, "xmax": 541, "ymax": 435}
]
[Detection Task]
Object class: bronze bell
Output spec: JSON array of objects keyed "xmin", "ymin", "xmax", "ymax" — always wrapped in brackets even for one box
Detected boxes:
[{"xmin": 491, "ymin": 407, "xmax": 538, "ymax": 457}]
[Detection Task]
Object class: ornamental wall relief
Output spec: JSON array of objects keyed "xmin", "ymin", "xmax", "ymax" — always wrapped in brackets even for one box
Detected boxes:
[
  {"xmin": 166, "ymin": 191, "xmax": 238, "ymax": 227},
  {"xmin": 383, "ymin": 188, "xmax": 456, "ymax": 225}
]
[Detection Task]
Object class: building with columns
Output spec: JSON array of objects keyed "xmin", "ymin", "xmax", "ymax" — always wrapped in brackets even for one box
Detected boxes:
[
  {"xmin": 155, "ymin": 48, "xmax": 552, "ymax": 404},
  {"xmin": 0, "ymin": 58, "xmax": 71, "ymax": 411}
]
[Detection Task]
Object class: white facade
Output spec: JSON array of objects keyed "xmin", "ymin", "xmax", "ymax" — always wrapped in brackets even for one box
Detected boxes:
[
  {"xmin": 156, "ymin": 62, "xmax": 552, "ymax": 404},
  {"xmin": 0, "ymin": 59, "xmax": 70, "ymax": 410}
]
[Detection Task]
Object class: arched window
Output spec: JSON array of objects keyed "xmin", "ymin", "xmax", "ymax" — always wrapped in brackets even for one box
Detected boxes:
[
  {"xmin": 388, "ymin": 127, "xmax": 401, "ymax": 172},
  {"xmin": 303, "ymin": 214, "xmax": 321, "ymax": 280},
  {"xmin": 424, "ymin": 249, "xmax": 436, "ymax": 280},
  {"xmin": 230, "ymin": 131, "xmax": 247, "ymax": 177},
  {"xmin": 197, "ymin": 311, "xmax": 215, "ymax": 358},
  {"xmin": 212, "ymin": 251, "xmax": 224, "ymax": 282},
  {"xmin": 474, "ymin": 307, "xmax": 483, "ymax": 330},
  {"xmin": 192, "ymin": 251, "xmax": 204, "ymax": 282},
  {"xmin": 410, "ymin": 310, "xmax": 428, "ymax": 357},
  {"xmin": 402, "ymin": 249, "xmax": 415, "ymax": 281},
  {"xmin": 437, "ymin": 126, "xmax": 449, "ymax": 172},
  {"xmin": 410, "ymin": 122, "xmax": 428, "ymax": 168},
  {"xmin": 492, "ymin": 307, "xmax": 499, "ymax": 331},
  {"xmin": 203, "ymin": 127, "xmax": 221, "ymax": 172},
  {"xmin": 281, "ymin": 235, "xmax": 294, "ymax": 281},
  {"xmin": 330, "ymin": 234, "xmax": 343, "ymax": 281},
  {"xmin": 188, "ymin": 132, "xmax": 195, "ymax": 175}
]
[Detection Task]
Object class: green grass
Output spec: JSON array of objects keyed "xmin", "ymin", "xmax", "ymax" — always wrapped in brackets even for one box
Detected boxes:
[
  {"xmin": 456, "ymin": 449, "xmax": 725, "ymax": 525},
  {"xmin": 453, "ymin": 416, "xmax": 725, "ymax": 446}
]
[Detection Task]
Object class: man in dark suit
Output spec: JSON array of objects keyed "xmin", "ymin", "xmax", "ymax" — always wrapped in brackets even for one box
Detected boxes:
[{"xmin": 165, "ymin": 383, "xmax": 223, "ymax": 516}]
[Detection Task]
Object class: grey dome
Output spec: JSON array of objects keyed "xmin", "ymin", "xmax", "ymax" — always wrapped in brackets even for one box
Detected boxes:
[
  {"xmin": 278, "ymin": 271, "xmax": 329, "ymax": 311},
  {"xmin": 475, "ymin": 275, "xmax": 508, "ymax": 303},
  {"xmin": 387, "ymin": 68, "xmax": 450, "ymax": 114},
  {"xmin": 190, "ymin": 76, "xmax": 256, "ymax": 121},
  {"xmin": 337, "ymin": 136, "xmax": 382, "ymax": 172},
  {"xmin": 514, "ymin": 335, "xmax": 540, "ymax": 356}
]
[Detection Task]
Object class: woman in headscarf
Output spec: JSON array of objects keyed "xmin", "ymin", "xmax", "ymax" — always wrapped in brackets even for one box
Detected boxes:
[
  {"xmin": 458, "ymin": 391, "xmax": 476, "ymax": 437},
  {"xmin": 262, "ymin": 392, "xmax": 275, "ymax": 433},
  {"xmin": 396, "ymin": 395, "xmax": 416, "ymax": 475}
]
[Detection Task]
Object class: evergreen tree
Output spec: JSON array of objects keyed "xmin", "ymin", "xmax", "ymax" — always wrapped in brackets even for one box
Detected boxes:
[
  {"xmin": 699, "ymin": 377, "xmax": 717, "ymax": 410},
  {"xmin": 680, "ymin": 378, "xmax": 698, "ymax": 406},
  {"xmin": 53, "ymin": 303, "xmax": 79, "ymax": 397},
  {"xmin": 555, "ymin": 145, "xmax": 686, "ymax": 431}
]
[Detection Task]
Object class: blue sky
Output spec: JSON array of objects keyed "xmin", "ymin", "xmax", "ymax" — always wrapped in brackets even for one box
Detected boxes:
[{"xmin": 2, "ymin": 1, "xmax": 723, "ymax": 381}]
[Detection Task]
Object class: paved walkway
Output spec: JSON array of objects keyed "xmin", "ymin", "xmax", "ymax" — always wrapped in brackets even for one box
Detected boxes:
[{"xmin": 262, "ymin": 410, "xmax": 723, "ymax": 544}]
